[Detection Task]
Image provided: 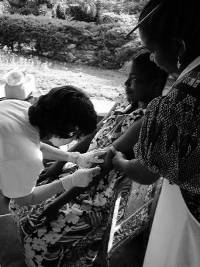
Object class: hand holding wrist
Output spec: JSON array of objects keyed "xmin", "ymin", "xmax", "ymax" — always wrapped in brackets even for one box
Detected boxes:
[
  {"xmin": 60, "ymin": 167, "xmax": 101, "ymax": 191},
  {"xmin": 76, "ymin": 149, "xmax": 106, "ymax": 168},
  {"xmin": 112, "ymin": 151, "xmax": 128, "ymax": 172}
]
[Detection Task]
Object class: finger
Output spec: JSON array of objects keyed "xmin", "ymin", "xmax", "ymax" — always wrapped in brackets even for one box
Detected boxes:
[
  {"xmin": 59, "ymin": 173, "xmax": 67, "ymax": 178},
  {"xmin": 91, "ymin": 157, "xmax": 104, "ymax": 163},
  {"xmin": 93, "ymin": 150, "xmax": 107, "ymax": 157}
]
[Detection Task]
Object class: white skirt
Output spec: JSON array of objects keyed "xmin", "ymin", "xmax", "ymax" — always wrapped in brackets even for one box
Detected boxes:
[{"xmin": 143, "ymin": 179, "xmax": 200, "ymax": 267}]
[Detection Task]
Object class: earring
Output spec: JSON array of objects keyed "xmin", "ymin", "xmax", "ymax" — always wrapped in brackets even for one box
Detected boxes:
[
  {"xmin": 177, "ymin": 56, "xmax": 181, "ymax": 69},
  {"xmin": 150, "ymin": 53, "xmax": 155, "ymax": 62}
]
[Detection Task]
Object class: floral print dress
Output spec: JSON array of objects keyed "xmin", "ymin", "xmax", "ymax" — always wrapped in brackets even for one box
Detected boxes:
[{"xmin": 9, "ymin": 95, "xmax": 153, "ymax": 267}]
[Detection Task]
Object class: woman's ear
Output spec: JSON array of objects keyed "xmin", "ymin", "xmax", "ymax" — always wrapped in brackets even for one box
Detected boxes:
[
  {"xmin": 172, "ymin": 38, "xmax": 186, "ymax": 69},
  {"xmin": 174, "ymin": 39, "xmax": 186, "ymax": 62},
  {"xmin": 177, "ymin": 39, "xmax": 186, "ymax": 59}
]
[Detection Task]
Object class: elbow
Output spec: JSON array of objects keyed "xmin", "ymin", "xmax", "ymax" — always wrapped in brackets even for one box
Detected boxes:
[
  {"xmin": 126, "ymin": 160, "xmax": 160, "ymax": 185},
  {"xmin": 135, "ymin": 172, "xmax": 159, "ymax": 185}
]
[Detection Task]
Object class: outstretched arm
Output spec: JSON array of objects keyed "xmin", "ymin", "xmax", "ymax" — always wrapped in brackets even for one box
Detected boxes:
[
  {"xmin": 112, "ymin": 118, "xmax": 143, "ymax": 159},
  {"xmin": 99, "ymin": 118, "xmax": 143, "ymax": 174},
  {"xmin": 111, "ymin": 117, "xmax": 159, "ymax": 185},
  {"xmin": 39, "ymin": 131, "xmax": 98, "ymax": 180},
  {"xmin": 14, "ymin": 167, "xmax": 101, "ymax": 206},
  {"xmin": 112, "ymin": 152, "xmax": 159, "ymax": 185},
  {"xmin": 101, "ymin": 117, "xmax": 159, "ymax": 185}
]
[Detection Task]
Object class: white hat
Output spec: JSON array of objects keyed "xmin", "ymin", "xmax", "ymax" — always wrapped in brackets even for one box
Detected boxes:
[{"xmin": 0, "ymin": 69, "xmax": 36, "ymax": 100}]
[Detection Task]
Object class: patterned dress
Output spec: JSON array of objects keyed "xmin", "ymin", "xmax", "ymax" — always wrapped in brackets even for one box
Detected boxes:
[
  {"xmin": 135, "ymin": 64, "xmax": 200, "ymax": 222},
  {"xmin": 9, "ymin": 95, "xmax": 154, "ymax": 267}
]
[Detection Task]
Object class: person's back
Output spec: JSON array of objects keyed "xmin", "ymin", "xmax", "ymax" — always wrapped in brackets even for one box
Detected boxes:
[
  {"xmin": 0, "ymin": 99, "xmax": 30, "ymax": 132},
  {"xmin": 0, "ymin": 99, "xmax": 43, "ymax": 199}
]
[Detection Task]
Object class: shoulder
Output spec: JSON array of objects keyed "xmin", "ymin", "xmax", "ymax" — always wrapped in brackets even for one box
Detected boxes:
[
  {"xmin": 173, "ymin": 65, "xmax": 200, "ymax": 97},
  {"xmin": 0, "ymin": 99, "xmax": 31, "ymax": 108}
]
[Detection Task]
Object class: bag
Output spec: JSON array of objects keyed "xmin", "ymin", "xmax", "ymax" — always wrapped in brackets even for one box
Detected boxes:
[{"xmin": 143, "ymin": 179, "xmax": 200, "ymax": 267}]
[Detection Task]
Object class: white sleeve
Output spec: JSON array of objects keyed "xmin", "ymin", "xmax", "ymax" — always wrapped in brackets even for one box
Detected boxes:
[
  {"xmin": 0, "ymin": 159, "xmax": 42, "ymax": 198},
  {"xmin": 0, "ymin": 135, "xmax": 43, "ymax": 198}
]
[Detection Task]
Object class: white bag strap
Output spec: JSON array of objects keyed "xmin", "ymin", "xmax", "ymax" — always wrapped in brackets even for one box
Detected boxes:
[{"xmin": 178, "ymin": 56, "xmax": 200, "ymax": 80}]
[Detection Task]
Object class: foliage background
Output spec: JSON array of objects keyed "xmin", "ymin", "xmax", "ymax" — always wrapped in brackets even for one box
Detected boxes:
[{"xmin": 0, "ymin": 0, "xmax": 147, "ymax": 69}]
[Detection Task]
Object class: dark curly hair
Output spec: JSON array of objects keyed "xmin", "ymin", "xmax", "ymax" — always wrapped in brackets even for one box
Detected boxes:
[{"xmin": 28, "ymin": 85, "xmax": 97, "ymax": 140}]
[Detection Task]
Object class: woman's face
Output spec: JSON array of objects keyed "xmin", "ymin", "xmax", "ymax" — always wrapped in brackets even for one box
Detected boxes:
[
  {"xmin": 139, "ymin": 30, "xmax": 179, "ymax": 75},
  {"xmin": 125, "ymin": 65, "xmax": 152, "ymax": 104}
]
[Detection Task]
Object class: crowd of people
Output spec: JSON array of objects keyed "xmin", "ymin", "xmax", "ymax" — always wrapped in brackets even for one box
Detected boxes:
[{"xmin": 0, "ymin": 0, "xmax": 200, "ymax": 266}]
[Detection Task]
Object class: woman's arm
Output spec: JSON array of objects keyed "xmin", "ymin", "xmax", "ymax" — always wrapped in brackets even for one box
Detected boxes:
[
  {"xmin": 98, "ymin": 118, "xmax": 143, "ymax": 175},
  {"xmin": 39, "ymin": 114, "xmax": 109, "ymax": 179},
  {"xmin": 110, "ymin": 117, "xmax": 159, "ymax": 184},
  {"xmin": 40, "ymin": 142, "xmax": 75, "ymax": 161},
  {"xmin": 40, "ymin": 140, "xmax": 105, "ymax": 168},
  {"xmin": 14, "ymin": 167, "xmax": 100, "ymax": 206},
  {"xmin": 113, "ymin": 118, "xmax": 143, "ymax": 159},
  {"xmin": 39, "ymin": 132, "xmax": 98, "ymax": 181},
  {"xmin": 15, "ymin": 179, "xmax": 64, "ymax": 206},
  {"xmin": 112, "ymin": 153, "xmax": 159, "ymax": 185}
]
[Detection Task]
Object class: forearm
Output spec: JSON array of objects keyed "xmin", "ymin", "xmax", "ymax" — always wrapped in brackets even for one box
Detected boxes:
[
  {"xmin": 14, "ymin": 179, "xmax": 65, "ymax": 206},
  {"xmin": 68, "ymin": 132, "xmax": 97, "ymax": 153},
  {"xmin": 113, "ymin": 118, "xmax": 143, "ymax": 159},
  {"xmin": 40, "ymin": 132, "xmax": 97, "ymax": 177},
  {"xmin": 118, "ymin": 158, "xmax": 159, "ymax": 185},
  {"xmin": 40, "ymin": 142, "xmax": 74, "ymax": 161}
]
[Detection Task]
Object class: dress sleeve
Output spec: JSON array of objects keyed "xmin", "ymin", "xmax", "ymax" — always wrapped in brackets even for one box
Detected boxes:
[
  {"xmin": 135, "ymin": 66, "xmax": 200, "ymax": 190},
  {"xmin": 134, "ymin": 93, "xmax": 181, "ymax": 179},
  {"xmin": 134, "ymin": 97, "xmax": 163, "ymax": 174},
  {"xmin": 0, "ymin": 135, "xmax": 43, "ymax": 198}
]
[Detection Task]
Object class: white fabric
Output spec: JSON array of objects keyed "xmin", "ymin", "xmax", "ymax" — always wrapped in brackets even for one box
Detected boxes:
[
  {"xmin": 143, "ymin": 179, "xmax": 200, "ymax": 267},
  {"xmin": 0, "ymin": 100, "xmax": 43, "ymax": 198},
  {"xmin": 0, "ymin": 73, "xmax": 37, "ymax": 100},
  {"xmin": 143, "ymin": 57, "xmax": 200, "ymax": 267},
  {"xmin": 178, "ymin": 56, "xmax": 200, "ymax": 80}
]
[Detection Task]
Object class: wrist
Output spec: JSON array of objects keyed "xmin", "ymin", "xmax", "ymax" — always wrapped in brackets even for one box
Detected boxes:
[
  {"xmin": 68, "ymin": 152, "xmax": 80, "ymax": 164},
  {"xmin": 119, "ymin": 159, "xmax": 129, "ymax": 172},
  {"xmin": 59, "ymin": 175, "xmax": 73, "ymax": 192}
]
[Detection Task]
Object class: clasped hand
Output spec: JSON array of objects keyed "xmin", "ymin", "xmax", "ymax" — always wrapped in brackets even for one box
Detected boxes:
[
  {"xmin": 70, "ymin": 149, "xmax": 107, "ymax": 168},
  {"xmin": 60, "ymin": 166, "xmax": 101, "ymax": 191},
  {"xmin": 112, "ymin": 150, "xmax": 128, "ymax": 172},
  {"xmin": 61, "ymin": 149, "xmax": 107, "ymax": 191}
]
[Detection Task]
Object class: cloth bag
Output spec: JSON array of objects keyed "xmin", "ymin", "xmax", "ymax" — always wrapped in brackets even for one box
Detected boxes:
[{"xmin": 143, "ymin": 179, "xmax": 200, "ymax": 267}]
